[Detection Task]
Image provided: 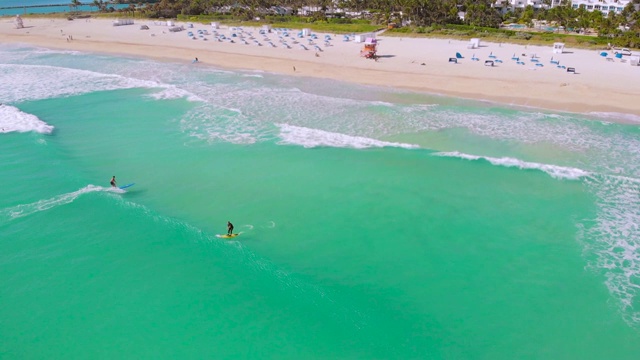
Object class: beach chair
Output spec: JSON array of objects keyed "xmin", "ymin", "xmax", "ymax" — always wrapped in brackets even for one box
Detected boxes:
[
  {"xmin": 516, "ymin": 61, "xmax": 525, "ymax": 65},
  {"xmin": 557, "ymin": 65, "xmax": 566, "ymax": 69},
  {"xmin": 456, "ymin": 52, "xmax": 464, "ymax": 59},
  {"xmin": 299, "ymin": 44, "xmax": 308, "ymax": 50},
  {"xmin": 471, "ymin": 54, "xmax": 479, "ymax": 61},
  {"xmin": 567, "ymin": 67, "xmax": 576, "ymax": 73},
  {"xmin": 494, "ymin": 59, "xmax": 503, "ymax": 63},
  {"xmin": 324, "ymin": 41, "xmax": 331, "ymax": 47},
  {"xmin": 550, "ymin": 57, "xmax": 560, "ymax": 65},
  {"xmin": 511, "ymin": 54, "xmax": 519, "ymax": 61},
  {"xmin": 484, "ymin": 60, "xmax": 494, "ymax": 67},
  {"xmin": 488, "ymin": 52, "xmax": 497, "ymax": 59},
  {"xmin": 535, "ymin": 63, "xmax": 544, "ymax": 67},
  {"xmin": 314, "ymin": 45, "xmax": 323, "ymax": 52},
  {"xmin": 448, "ymin": 58, "xmax": 458, "ymax": 63},
  {"xmin": 531, "ymin": 58, "xmax": 539, "ymax": 63}
]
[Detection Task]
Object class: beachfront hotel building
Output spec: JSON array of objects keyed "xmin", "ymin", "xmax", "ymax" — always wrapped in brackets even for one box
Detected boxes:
[
  {"xmin": 493, "ymin": 0, "xmax": 634, "ymax": 13},
  {"xmin": 493, "ymin": 0, "xmax": 550, "ymax": 11},
  {"xmin": 570, "ymin": 0, "xmax": 634, "ymax": 14}
]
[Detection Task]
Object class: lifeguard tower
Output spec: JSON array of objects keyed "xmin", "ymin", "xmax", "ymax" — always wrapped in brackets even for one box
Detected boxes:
[
  {"xmin": 15, "ymin": 15, "xmax": 24, "ymax": 29},
  {"xmin": 360, "ymin": 38, "xmax": 377, "ymax": 59},
  {"xmin": 553, "ymin": 42, "xmax": 565, "ymax": 54}
]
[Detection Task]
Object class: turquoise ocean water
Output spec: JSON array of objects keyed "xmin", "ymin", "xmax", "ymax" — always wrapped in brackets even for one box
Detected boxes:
[
  {"xmin": 1, "ymin": 44, "xmax": 640, "ymax": 358},
  {"xmin": 0, "ymin": 1, "xmax": 130, "ymax": 16}
]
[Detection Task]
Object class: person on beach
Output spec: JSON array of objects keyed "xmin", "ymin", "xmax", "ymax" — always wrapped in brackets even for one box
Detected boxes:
[
  {"xmin": 110, "ymin": 176, "xmax": 117, "ymax": 187},
  {"xmin": 227, "ymin": 221, "xmax": 234, "ymax": 235}
]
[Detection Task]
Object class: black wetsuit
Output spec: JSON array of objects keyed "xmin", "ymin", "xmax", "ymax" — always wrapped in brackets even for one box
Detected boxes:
[
  {"xmin": 110, "ymin": 178, "xmax": 116, "ymax": 187},
  {"xmin": 227, "ymin": 222, "xmax": 234, "ymax": 235}
]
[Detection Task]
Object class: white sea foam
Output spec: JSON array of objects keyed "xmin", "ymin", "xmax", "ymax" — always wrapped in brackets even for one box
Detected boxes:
[
  {"xmin": 434, "ymin": 151, "xmax": 589, "ymax": 180},
  {"xmin": 276, "ymin": 124, "xmax": 419, "ymax": 149},
  {"xmin": 0, "ymin": 64, "xmax": 192, "ymax": 103},
  {"xmin": 0, "ymin": 105, "xmax": 53, "ymax": 134},
  {"xmin": 180, "ymin": 104, "xmax": 264, "ymax": 145},
  {"xmin": 0, "ymin": 185, "xmax": 112, "ymax": 221},
  {"xmin": 147, "ymin": 86, "xmax": 204, "ymax": 102},
  {"xmin": 588, "ymin": 112, "xmax": 640, "ymax": 124},
  {"xmin": 581, "ymin": 175, "xmax": 640, "ymax": 326}
]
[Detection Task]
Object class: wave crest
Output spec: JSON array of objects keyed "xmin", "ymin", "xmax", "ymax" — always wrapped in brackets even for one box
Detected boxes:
[
  {"xmin": 276, "ymin": 124, "xmax": 418, "ymax": 149},
  {"xmin": 0, "ymin": 104, "xmax": 53, "ymax": 134},
  {"xmin": 434, "ymin": 151, "xmax": 589, "ymax": 180}
]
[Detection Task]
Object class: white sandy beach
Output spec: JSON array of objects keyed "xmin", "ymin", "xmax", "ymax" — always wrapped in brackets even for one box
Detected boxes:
[{"xmin": 1, "ymin": 17, "xmax": 639, "ymax": 116}]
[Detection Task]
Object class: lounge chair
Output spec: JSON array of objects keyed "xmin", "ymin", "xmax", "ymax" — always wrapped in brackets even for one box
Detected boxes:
[
  {"xmin": 448, "ymin": 58, "xmax": 457, "ymax": 63},
  {"xmin": 488, "ymin": 52, "xmax": 497, "ymax": 59},
  {"xmin": 471, "ymin": 54, "xmax": 479, "ymax": 61},
  {"xmin": 484, "ymin": 60, "xmax": 494, "ymax": 67},
  {"xmin": 567, "ymin": 67, "xmax": 576, "ymax": 73}
]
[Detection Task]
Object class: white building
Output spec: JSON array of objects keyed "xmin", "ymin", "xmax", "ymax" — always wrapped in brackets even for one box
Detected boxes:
[
  {"xmin": 493, "ymin": 0, "xmax": 550, "ymax": 12},
  {"xmin": 493, "ymin": 0, "xmax": 635, "ymax": 14},
  {"xmin": 570, "ymin": 0, "xmax": 633, "ymax": 14}
]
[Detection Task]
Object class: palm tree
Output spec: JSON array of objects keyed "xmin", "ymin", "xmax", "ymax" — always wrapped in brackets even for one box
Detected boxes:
[{"xmin": 70, "ymin": 0, "xmax": 81, "ymax": 12}]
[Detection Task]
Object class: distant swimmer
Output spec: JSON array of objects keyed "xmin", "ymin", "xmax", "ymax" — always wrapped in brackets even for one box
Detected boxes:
[
  {"xmin": 227, "ymin": 221, "xmax": 234, "ymax": 235},
  {"xmin": 110, "ymin": 176, "xmax": 117, "ymax": 187}
]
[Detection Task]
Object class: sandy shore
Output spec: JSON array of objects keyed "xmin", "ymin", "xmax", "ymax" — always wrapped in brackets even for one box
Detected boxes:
[{"xmin": 2, "ymin": 17, "xmax": 640, "ymax": 116}]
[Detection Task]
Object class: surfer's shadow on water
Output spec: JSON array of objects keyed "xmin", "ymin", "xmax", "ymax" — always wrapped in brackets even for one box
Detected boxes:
[{"xmin": 117, "ymin": 188, "xmax": 147, "ymax": 198}]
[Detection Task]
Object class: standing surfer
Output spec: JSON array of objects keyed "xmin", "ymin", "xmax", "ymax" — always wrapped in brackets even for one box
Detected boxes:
[
  {"xmin": 110, "ymin": 176, "xmax": 117, "ymax": 187},
  {"xmin": 227, "ymin": 221, "xmax": 234, "ymax": 235}
]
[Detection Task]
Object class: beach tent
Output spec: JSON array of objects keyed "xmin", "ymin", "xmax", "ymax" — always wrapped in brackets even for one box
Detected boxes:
[
  {"xmin": 302, "ymin": 28, "xmax": 311, "ymax": 36},
  {"xmin": 113, "ymin": 19, "xmax": 134, "ymax": 26},
  {"xmin": 262, "ymin": 25, "xmax": 272, "ymax": 33},
  {"xmin": 630, "ymin": 56, "xmax": 640, "ymax": 66},
  {"xmin": 467, "ymin": 38, "xmax": 480, "ymax": 49},
  {"xmin": 553, "ymin": 43, "xmax": 565, "ymax": 54},
  {"xmin": 211, "ymin": 22, "xmax": 219, "ymax": 29}
]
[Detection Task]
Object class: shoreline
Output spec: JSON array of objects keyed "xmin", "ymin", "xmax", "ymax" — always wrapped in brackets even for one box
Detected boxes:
[{"xmin": 2, "ymin": 17, "xmax": 640, "ymax": 117}]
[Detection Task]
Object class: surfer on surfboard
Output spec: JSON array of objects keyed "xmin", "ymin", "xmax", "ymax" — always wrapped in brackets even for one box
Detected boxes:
[
  {"xmin": 227, "ymin": 221, "xmax": 234, "ymax": 235},
  {"xmin": 110, "ymin": 176, "xmax": 117, "ymax": 187}
]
